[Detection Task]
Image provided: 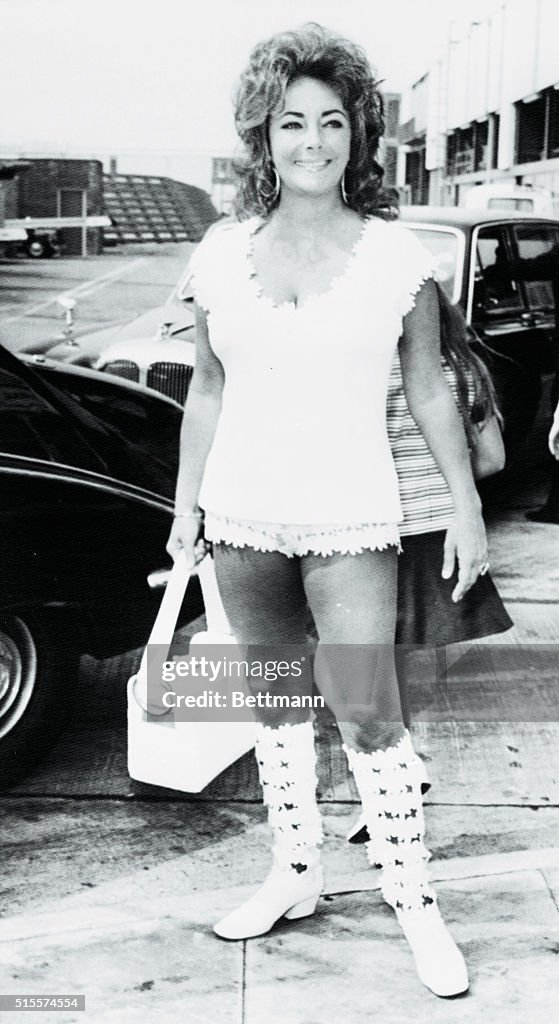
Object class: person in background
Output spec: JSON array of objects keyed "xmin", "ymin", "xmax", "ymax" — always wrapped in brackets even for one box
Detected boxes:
[
  {"xmin": 347, "ymin": 284, "xmax": 513, "ymax": 843},
  {"xmin": 549, "ymin": 399, "xmax": 559, "ymax": 458},
  {"xmin": 392, "ymin": 284, "xmax": 512, "ymax": 686},
  {"xmin": 167, "ymin": 24, "xmax": 488, "ymax": 999},
  {"xmin": 538, "ymin": 396, "xmax": 559, "ymax": 520}
]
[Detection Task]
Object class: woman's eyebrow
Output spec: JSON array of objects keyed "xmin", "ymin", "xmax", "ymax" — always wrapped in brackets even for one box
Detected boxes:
[{"xmin": 279, "ymin": 108, "xmax": 347, "ymax": 118}]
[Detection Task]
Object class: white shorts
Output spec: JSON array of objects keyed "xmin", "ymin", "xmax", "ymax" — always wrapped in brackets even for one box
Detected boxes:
[{"xmin": 204, "ymin": 513, "xmax": 401, "ymax": 558}]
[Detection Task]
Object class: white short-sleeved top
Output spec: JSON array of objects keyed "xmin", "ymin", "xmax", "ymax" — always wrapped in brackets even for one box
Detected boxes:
[{"xmin": 189, "ymin": 215, "xmax": 434, "ymax": 526}]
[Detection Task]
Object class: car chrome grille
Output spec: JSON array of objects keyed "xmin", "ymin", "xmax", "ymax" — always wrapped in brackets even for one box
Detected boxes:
[
  {"xmin": 147, "ymin": 362, "xmax": 194, "ymax": 405},
  {"xmin": 103, "ymin": 360, "xmax": 140, "ymax": 383}
]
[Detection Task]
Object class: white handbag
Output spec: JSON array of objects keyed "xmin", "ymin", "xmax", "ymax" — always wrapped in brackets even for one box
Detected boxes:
[{"xmin": 127, "ymin": 550, "xmax": 256, "ymax": 793}]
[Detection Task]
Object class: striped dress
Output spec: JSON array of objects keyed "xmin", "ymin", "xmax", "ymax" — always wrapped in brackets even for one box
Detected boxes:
[{"xmin": 387, "ymin": 354, "xmax": 472, "ymax": 537}]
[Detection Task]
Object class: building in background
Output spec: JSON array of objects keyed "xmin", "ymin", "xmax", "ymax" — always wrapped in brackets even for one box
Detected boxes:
[
  {"xmin": 211, "ymin": 157, "xmax": 236, "ymax": 215},
  {"xmin": 0, "ymin": 158, "xmax": 108, "ymax": 255},
  {"xmin": 397, "ymin": 77, "xmax": 430, "ymax": 204},
  {"xmin": 102, "ymin": 168, "xmax": 218, "ymax": 244},
  {"xmin": 380, "ymin": 92, "xmax": 401, "ymax": 193},
  {"xmin": 397, "ymin": 0, "xmax": 559, "ymax": 208}
]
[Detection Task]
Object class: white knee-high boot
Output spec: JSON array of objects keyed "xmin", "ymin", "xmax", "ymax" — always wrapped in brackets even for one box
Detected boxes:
[
  {"xmin": 346, "ymin": 757, "xmax": 431, "ymax": 846},
  {"xmin": 344, "ymin": 730, "xmax": 468, "ymax": 998},
  {"xmin": 214, "ymin": 720, "xmax": 324, "ymax": 940}
]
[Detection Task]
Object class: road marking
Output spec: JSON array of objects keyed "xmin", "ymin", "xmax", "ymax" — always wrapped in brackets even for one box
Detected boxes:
[{"xmin": 0, "ymin": 258, "xmax": 147, "ymax": 324}]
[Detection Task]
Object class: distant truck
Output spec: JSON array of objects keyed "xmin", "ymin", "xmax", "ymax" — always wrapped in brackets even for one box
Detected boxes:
[
  {"xmin": 462, "ymin": 183, "xmax": 556, "ymax": 216},
  {"xmin": 0, "ymin": 223, "xmax": 28, "ymax": 257},
  {"xmin": 0, "ymin": 214, "xmax": 111, "ymax": 258},
  {"xmin": 0, "ymin": 157, "xmax": 111, "ymax": 258}
]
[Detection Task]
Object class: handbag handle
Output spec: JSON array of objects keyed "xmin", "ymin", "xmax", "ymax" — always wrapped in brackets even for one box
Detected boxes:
[
  {"xmin": 196, "ymin": 554, "xmax": 231, "ymax": 634},
  {"xmin": 137, "ymin": 551, "xmax": 232, "ymax": 677},
  {"xmin": 136, "ymin": 549, "xmax": 192, "ymax": 682},
  {"xmin": 131, "ymin": 551, "xmax": 234, "ymax": 715}
]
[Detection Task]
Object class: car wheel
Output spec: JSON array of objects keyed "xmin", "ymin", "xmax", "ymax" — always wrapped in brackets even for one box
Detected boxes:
[
  {"xmin": 0, "ymin": 612, "xmax": 78, "ymax": 788},
  {"xmin": 27, "ymin": 238, "xmax": 50, "ymax": 259}
]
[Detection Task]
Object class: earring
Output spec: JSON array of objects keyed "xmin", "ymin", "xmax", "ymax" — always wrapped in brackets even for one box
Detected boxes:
[
  {"xmin": 341, "ymin": 170, "xmax": 349, "ymax": 205},
  {"xmin": 261, "ymin": 165, "xmax": 280, "ymax": 205}
]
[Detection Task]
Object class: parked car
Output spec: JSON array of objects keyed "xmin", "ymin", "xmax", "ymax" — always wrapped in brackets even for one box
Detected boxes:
[
  {"xmin": 95, "ymin": 262, "xmax": 196, "ymax": 403},
  {"xmin": 97, "ymin": 321, "xmax": 195, "ymax": 406},
  {"xmin": 48, "ymin": 208, "xmax": 559, "ymax": 453},
  {"xmin": 44, "ymin": 261, "xmax": 196, "ymax": 371},
  {"xmin": 399, "ymin": 206, "xmax": 559, "ymax": 451},
  {"xmin": 0, "ymin": 343, "xmax": 203, "ymax": 788},
  {"xmin": 461, "ymin": 183, "xmax": 556, "ymax": 216}
]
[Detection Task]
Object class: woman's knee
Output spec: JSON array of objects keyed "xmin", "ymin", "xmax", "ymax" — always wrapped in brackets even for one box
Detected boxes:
[{"xmin": 337, "ymin": 713, "xmax": 405, "ymax": 754}]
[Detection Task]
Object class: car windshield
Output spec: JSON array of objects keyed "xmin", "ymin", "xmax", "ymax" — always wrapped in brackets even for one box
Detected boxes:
[
  {"xmin": 173, "ymin": 267, "xmax": 194, "ymax": 305},
  {"xmin": 405, "ymin": 227, "xmax": 460, "ymax": 302}
]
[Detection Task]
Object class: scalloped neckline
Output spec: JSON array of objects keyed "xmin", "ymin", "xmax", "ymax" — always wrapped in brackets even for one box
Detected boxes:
[{"xmin": 245, "ymin": 216, "xmax": 373, "ymax": 312}]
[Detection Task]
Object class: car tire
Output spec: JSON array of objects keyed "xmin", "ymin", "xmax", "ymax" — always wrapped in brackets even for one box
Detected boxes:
[
  {"xmin": 27, "ymin": 237, "xmax": 51, "ymax": 259},
  {"xmin": 0, "ymin": 611, "xmax": 78, "ymax": 789}
]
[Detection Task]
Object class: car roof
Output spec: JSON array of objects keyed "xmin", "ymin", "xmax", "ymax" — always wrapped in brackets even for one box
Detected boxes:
[{"xmin": 398, "ymin": 205, "xmax": 559, "ymax": 227}]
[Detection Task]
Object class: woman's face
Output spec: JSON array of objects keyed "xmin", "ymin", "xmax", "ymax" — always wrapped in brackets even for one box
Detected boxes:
[{"xmin": 268, "ymin": 76, "xmax": 351, "ymax": 199}]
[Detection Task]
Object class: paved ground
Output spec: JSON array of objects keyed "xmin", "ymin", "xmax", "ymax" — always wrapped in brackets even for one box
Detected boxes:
[{"xmin": 0, "ymin": 242, "xmax": 193, "ymax": 356}]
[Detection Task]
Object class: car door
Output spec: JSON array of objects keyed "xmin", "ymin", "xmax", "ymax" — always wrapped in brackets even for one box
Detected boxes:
[
  {"xmin": 509, "ymin": 220, "xmax": 559, "ymax": 377},
  {"xmin": 468, "ymin": 221, "xmax": 546, "ymax": 446},
  {"xmin": 0, "ymin": 349, "xmax": 201, "ymax": 656}
]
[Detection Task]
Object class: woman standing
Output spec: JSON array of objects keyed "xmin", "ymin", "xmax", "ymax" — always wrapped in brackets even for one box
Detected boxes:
[{"xmin": 167, "ymin": 24, "xmax": 486, "ymax": 998}]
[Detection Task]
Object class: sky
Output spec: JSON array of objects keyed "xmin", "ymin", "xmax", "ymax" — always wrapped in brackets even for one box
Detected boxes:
[{"xmin": 1, "ymin": 0, "xmax": 500, "ymax": 159}]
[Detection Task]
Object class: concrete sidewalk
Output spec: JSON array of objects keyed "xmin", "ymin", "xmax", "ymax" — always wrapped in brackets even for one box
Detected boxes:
[{"xmin": 1, "ymin": 798, "xmax": 559, "ymax": 1024}]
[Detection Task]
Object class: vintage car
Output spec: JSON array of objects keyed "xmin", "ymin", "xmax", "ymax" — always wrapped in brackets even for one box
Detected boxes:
[
  {"xmin": 461, "ymin": 183, "xmax": 556, "ymax": 216},
  {"xmin": 0, "ymin": 344, "xmax": 203, "ymax": 788},
  {"xmin": 47, "ymin": 262, "xmax": 197, "ymax": 405},
  {"xmin": 400, "ymin": 206, "xmax": 559, "ymax": 450},
  {"xmin": 49, "ymin": 208, "xmax": 559, "ymax": 451}
]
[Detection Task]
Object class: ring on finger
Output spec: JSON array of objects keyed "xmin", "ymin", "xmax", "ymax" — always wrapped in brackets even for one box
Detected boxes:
[{"xmin": 479, "ymin": 561, "xmax": 490, "ymax": 576}]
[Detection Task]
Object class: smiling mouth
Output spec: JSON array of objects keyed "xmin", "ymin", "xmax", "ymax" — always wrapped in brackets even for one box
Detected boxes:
[{"xmin": 294, "ymin": 160, "xmax": 331, "ymax": 171}]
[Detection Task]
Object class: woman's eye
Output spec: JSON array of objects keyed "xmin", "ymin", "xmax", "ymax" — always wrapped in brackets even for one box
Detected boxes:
[
  {"xmin": 281, "ymin": 121, "xmax": 303, "ymax": 130},
  {"xmin": 324, "ymin": 118, "xmax": 345, "ymax": 128}
]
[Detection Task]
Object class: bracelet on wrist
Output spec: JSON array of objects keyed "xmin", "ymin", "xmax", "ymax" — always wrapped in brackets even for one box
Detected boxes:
[{"xmin": 174, "ymin": 508, "xmax": 203, "ymax": 519}]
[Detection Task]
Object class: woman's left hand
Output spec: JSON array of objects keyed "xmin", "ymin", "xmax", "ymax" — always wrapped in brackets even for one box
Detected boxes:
[{"xmin": 442, "ymin": 508, "xmax": 489, "ymax": 603}]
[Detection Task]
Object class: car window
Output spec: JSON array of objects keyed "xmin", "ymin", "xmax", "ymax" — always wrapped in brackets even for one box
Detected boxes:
[
  {"xmin": 473, "ymin": 226, "xmax": 522, "ymax": 315},
  {"xmin": 173, "ymin": 268, "xmax": 194, "ymax": 305},
  {"xmin": 512, "ymin": 223, "xmax": 559, "ymax": 312},
  {"xmin": 487, "ymin": 197, "xmax": 534, "ymax": 211},
  {"xmin": 406, "ymin": 228, "xmax": 459, "ymax": 301}
]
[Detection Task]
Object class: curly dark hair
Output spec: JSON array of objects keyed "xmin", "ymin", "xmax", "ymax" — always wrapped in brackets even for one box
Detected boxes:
[{"xmin": 232, "ymin": 22, "xmax": 398, "ymax": 220}]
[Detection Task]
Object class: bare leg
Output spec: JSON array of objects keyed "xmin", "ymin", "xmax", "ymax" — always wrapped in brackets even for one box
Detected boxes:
[
  {"xmin": 301, "ymin": 547, "xmax": 404, "ymax": 752},
  {"xmin": 212, "ymin": 543, "xmax": 312, "ymax": 726}
]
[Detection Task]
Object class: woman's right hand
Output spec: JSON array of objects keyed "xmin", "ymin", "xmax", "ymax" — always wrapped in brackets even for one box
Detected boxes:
[{"xmin": 166, "ymin": 515, "xmax": 204, "ymax": 569}]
